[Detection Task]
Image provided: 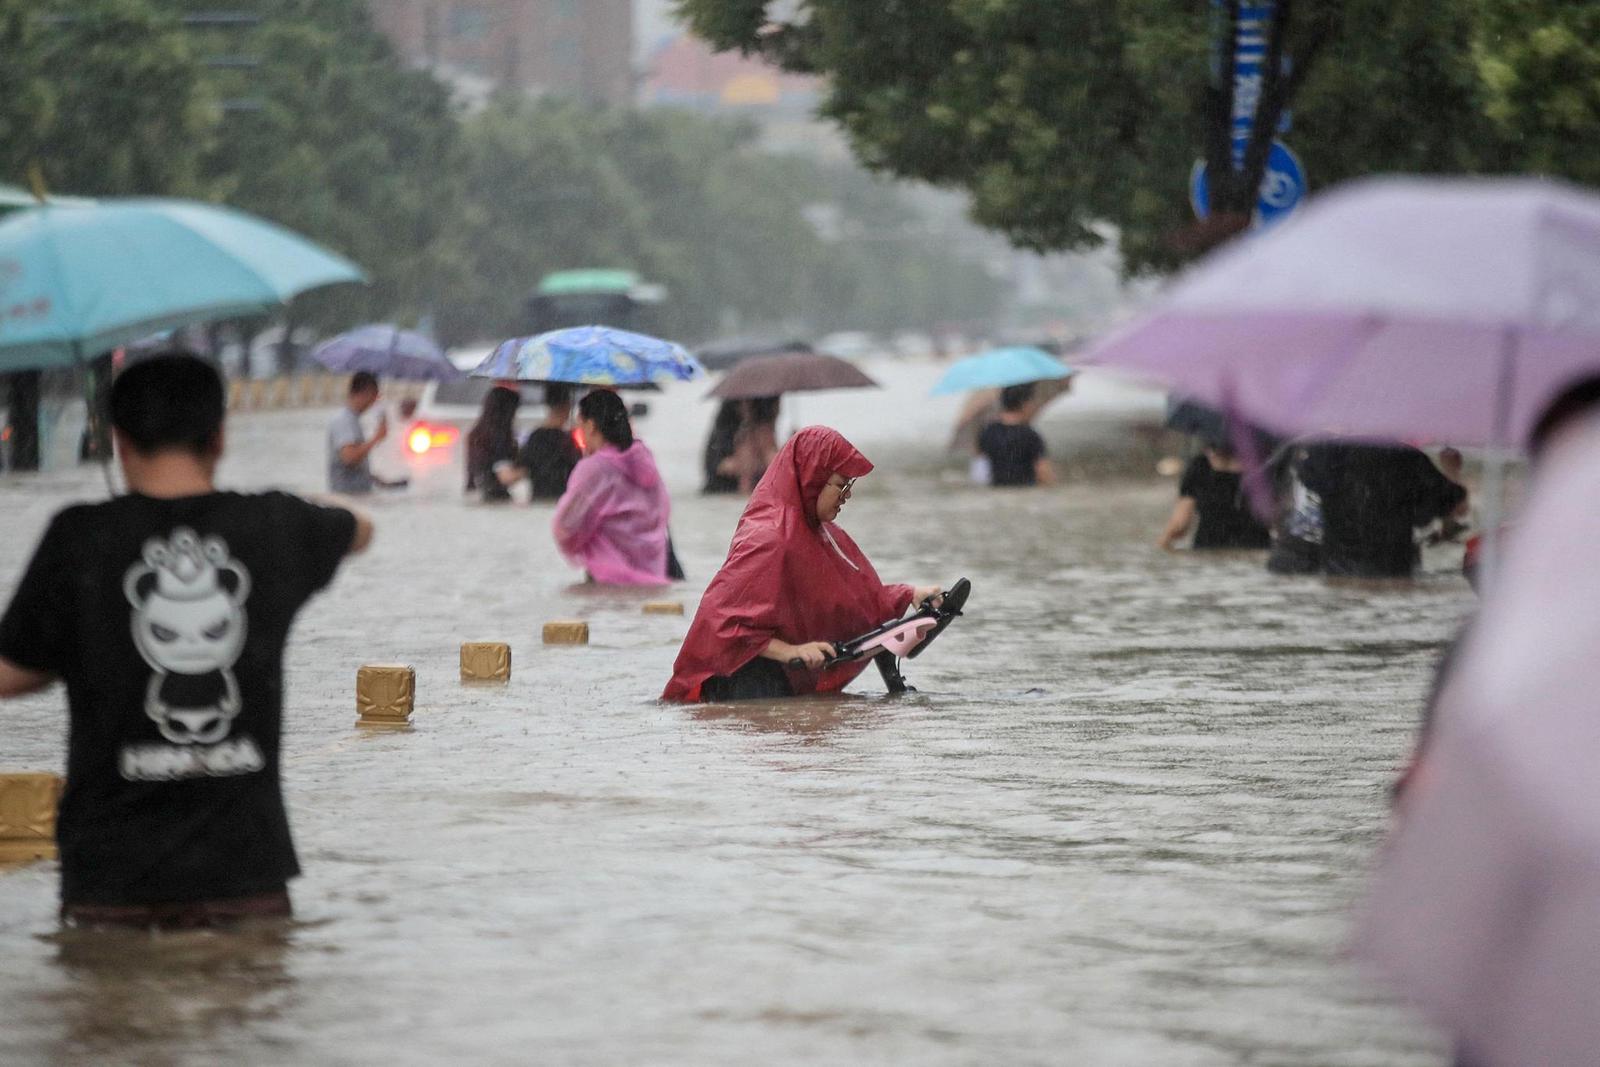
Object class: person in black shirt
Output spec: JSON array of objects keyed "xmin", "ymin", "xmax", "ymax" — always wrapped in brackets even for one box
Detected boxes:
[
  {"xmin": 518, "ymin": 383, "xmax": 582, "ymax": 501},
  {"xmin": 0, "ymin": 352, "xmax": 372, "ymax": 928},
  {"xmin": 1158, "ymin": 443, "xmax": 1272, "ymax": 550},
  {"xmin": 1299, "ymin": 441, "xmax": 1467, "ymax": 578},
  {"xmin": 977, "ymin": 383, "xmax": 1056, "ymax": 487}
]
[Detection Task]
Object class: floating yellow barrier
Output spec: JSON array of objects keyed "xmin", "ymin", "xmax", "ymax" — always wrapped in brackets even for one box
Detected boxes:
[{"xmin": 642, "ymin": 601, "xmax": 685, "ymax": 616}]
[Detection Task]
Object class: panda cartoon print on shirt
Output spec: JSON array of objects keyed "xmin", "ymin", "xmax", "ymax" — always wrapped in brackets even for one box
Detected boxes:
[{"xmin": 120, "ymin": 528, "xmax": 264, "ymax": 781}]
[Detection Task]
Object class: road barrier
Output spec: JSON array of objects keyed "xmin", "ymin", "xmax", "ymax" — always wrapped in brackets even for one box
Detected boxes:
[
  {"xmin": 226, "ymin": 373, "xmax": 353, "ymax": 412},
  {"xmin": 0, "ymin": 772, "xmax": 61, "ymax": 864},
  {"xmin": 356, "ymin": 664, "xmax": 416, "ymax": 728},
  {"xmin": 542, "ymin": 621, "xmax": 590, "ymax": 645},
  {"xmin": 460, "ymin": 642, "xmax": 512, "ymax": 682}
]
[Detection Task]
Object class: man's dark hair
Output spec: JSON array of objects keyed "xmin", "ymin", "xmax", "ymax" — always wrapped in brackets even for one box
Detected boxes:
[
  {"xmin": 1530, "ymin": 375, "xmax": 1600, "ymax": 458},
  {"xmin": 350, "ymin": 371, "xmax": 379, "ymax": 395},
  {"xmin": 543, "ymin": 382, "xmax": 573, "ymax": 408},
  {"xmin": 110, "ymin": 350, "xmax": 225, "ymax": 456},
  {"xmin": 1000, "ymin": 382, "xmax": 1035, "ymax": 412}
]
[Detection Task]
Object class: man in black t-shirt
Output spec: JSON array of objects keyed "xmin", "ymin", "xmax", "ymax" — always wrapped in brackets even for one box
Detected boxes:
[
  {"xmin": 977, "ymin": 382, "xmax": 1057, "ymax": 487},
  {"xmin": 0, "ymin": 352, "xmax": 373, "ymax": 927},
  {"xmin": 1299, "ymin": 441, "xmax": 1467, "ymax": 578}
]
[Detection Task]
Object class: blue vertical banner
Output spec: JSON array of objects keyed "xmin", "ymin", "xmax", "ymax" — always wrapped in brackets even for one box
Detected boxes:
[
  {"xmin": 1193, "ymin": 0, "xmax": 1305, "ymax": 228},
  {"xmin": 1230, "ymin": 5, "xmax": 1272, "ymax": 170}
]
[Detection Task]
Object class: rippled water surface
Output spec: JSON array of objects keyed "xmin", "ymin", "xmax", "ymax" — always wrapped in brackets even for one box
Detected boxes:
[{"xmin": 0, "ymin": 361, "xmax": 1467, "ymax": 1064}]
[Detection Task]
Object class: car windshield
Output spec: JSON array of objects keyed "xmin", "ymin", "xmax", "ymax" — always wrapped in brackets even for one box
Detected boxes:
[{"xmin": 431, "ymin": 380, "xmax": 545, "ymax": 407}]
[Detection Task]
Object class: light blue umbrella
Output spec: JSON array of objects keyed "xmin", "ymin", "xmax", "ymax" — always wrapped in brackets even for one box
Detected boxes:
[
  {"xmin": 0, "ymin": 198, "xmax": 365, "ymax": 373},
  {"xmin": 309, "ymin": 324, "xmax": 462, "ymax": 381},
  {"xmin": 929, "ymin": 345, "xmax": 1074, "ymax": 395},
  {"xmin": 472, "ymin": 325, "xmax": 703, "ymax": 388}
]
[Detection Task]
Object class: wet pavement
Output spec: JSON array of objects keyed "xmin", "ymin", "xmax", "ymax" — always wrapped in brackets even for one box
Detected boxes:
[{"xmin": 0, "ymin": 359, "xmax": 1467, "ymax": 1064}]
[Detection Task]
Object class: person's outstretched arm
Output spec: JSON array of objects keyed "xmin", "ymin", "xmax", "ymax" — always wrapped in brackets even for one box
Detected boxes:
[
  {"xmin": 0, "ymin": 658, "xmax": 51, "ymax": 698},
  {"xmin": 1158, "ymin": 497, "xmax": 1197, "ymax": 550}
]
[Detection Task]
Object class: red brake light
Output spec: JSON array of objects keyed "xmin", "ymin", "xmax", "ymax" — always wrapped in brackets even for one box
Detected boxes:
[{"xmin": 406, "ymin": 423, "xmax": 459, "ymax": 455}]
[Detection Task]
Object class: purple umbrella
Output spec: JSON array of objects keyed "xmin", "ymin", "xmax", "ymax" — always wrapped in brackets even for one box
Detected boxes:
[
  {"xmin": 1355, "ymin": 423, "xmax": 1600, "ymax": 1066},
  {"xmin": 1080, "ymin": 176, "xmax": 1600, "ymax": 449},
  {"xmin": 309, "ymin": 323, "xmax": 463, "ymax": 381}
]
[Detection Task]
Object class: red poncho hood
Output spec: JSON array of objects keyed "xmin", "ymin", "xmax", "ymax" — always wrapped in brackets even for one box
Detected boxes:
[{"xmin": 663, "ymin": 426, "xmax": 914, "ymax": 702}]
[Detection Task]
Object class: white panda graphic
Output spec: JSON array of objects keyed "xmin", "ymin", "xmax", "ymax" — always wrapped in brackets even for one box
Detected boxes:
[{"xmin": 122, "ymin": 528, "xmax": 251, "ymax": 745}]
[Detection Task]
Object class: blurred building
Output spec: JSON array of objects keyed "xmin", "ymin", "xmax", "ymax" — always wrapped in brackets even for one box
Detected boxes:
[
  {"xmin": 638, "ymin": 29, "xmax": 843, "ymax": 157},
  {"xmin": 366, "ymin": 0, "xmax": 633, "ymax": 105}
]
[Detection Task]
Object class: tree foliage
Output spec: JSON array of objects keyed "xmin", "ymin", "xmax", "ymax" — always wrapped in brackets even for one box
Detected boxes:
[
  {"xmin": 676, "ymin": 0, "xmax": 1564, "ymax": 271},
  {"xmin": 0, "ymin": 0, "xmax": 1005, "ymax": 350}
]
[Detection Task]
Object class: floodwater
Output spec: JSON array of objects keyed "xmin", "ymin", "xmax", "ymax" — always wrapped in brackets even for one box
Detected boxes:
[{"xmin": 0, "ymin": 359, "xmax": 1468, "ymax": 1065}]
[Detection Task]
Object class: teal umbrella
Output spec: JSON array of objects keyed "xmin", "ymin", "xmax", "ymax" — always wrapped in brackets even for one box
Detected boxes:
[
  {"xmin": 0, "ymin": 198, "xmax": 365, "ymax": 373},
  {"xmin": 929, "ymin": 345, "xmax": 1074, "ymax": 395}
]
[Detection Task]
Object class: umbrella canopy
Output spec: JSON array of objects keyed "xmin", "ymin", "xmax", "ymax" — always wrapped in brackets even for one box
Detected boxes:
[
  {"xmin": 1079, "ymin": 176, "xmax": 1600, "ymax": 448},
  {"xmin": 706, "ymin": 350, "xmax": 878, "ymax": 401},
  {"xmin": 694, "ymin": 337, "xmax": 813, "ymax": 373},
  {"xmin": 0, "ymin": 183, "xmax": 94, "ymax": 218},
  {"xmin": 1355, "ymin": 423, "xmax": 1600, "ymax": 1066},
  {"xmin": 472, "ymin": 325, "xmax": 702, "ymax": 388},
  {"xmin": 0, "ymin": 198, "xmax": 365, "ymax": 374},
  {"xmin": 309, "ymin": 324, "xmax": 463, "ymax": 381},
  {"xmin": 930, "ymin": 346, "xmax": 1074, "ymax": 395}
]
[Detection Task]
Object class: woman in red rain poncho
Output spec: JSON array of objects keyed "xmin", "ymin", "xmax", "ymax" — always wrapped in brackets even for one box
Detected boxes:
[{"xmin": 663, "ymin": 426, "xmax": 941, "ymax": 702}]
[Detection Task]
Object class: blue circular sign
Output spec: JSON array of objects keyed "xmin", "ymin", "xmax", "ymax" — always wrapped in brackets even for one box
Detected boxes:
[{"xmin": 1189, "ymin": 140, "xmax": 1307, "ymax": 229}]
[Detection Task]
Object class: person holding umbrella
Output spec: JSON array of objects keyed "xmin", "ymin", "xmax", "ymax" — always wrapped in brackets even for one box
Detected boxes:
[
  {"xmin": 662, "ymin": 426, "xmax": 942, "ymax": 702},
  {"xmin": 552, "ymin": 390, "xmax": 673, "ymax": 586}
]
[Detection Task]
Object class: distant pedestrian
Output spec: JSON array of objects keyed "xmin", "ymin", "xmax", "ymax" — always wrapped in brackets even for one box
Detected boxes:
[
  {"xmin": 465, "ymin": 383, "xmax": 522, "ymax": 503},
  {"xmin": 0, "ymin": 351, "xmax": 373, "ymax": 927},
  {"xmin": 1158, "ymin": 442, "xmax": 1271, "ymax": 550},
  {"xmin": 327, "ymin": 371, "xmax": 402, "ymax": 494},
  {"xmin": 977, "ymin": 382, "xmax": 1056, "ymax": 487},
  {"xmin": 517, "ymin": 383, "xmax": 582, "ymax": 501},
  {"xmin": 1299, "ymin": 441, "xmax": 1467, "ymax": 578},
  {"xmin": 552, "ymin": 390, "xmax": 673, "ymax": 585},
  {"xmin": 701, "ymin": 400, "xmax": 742, "ymax": 495},
  {"xmin": 720, "ymin": 395, "xmax": 782, "ymax": 494}
]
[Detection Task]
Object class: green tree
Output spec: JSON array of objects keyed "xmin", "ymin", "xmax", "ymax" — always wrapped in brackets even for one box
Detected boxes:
[
  {"xmin": 676, "ymin": 0, "xmax": 1499, "ymax": 271},
  {"xmin": 0, "ymin": 0, "xmax": 216, "ymax": 197},
  {"xmin": 158, "ymin": 0, "xmax": 467, "ymax": 328}
]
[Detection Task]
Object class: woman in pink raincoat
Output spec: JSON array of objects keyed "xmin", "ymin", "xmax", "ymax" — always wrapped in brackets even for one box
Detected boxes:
[{"xmin": 552, "ymin": 390, "xmax": 672, "ymax": 585}]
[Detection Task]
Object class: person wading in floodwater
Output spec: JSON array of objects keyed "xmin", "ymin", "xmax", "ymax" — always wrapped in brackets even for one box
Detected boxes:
[
  {"xmin": 663, "ymin": 426, "xmax": 941, "ymax": 702},
  {"xmin": 552, "ymin": 389, "xmax": 674, "ymax": 585},
  {"xmin": 0, "ymin": 352, "xmax": 372, "ymax": 928}
]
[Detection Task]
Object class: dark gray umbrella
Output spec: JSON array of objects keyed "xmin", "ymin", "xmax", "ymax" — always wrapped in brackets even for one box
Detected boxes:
[
  {"xmin": 694, "ymin": 337, "xmax": 813, "ymax": 372},
  {"xmin": 706, "ymin": 351, "xmax": 878, "ymax": 400}
]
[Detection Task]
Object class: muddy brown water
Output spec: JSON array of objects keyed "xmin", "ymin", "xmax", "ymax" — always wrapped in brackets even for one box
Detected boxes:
[{"xmin": 0, "ymin": 362, "xmax": 1466, "ymax": 1064}]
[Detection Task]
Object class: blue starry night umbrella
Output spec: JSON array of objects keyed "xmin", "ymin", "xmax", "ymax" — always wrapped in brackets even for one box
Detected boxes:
[{"xmin": 470, "ymin": 325, "xmax": 703, "ymax": 388}]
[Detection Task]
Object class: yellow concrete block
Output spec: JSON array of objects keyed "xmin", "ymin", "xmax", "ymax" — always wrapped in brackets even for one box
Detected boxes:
[
  {"xmin": 542, "ymin": 621, "xmax": 589, "ymax": 645},
  {"xmin": 227, "ymin": 379, "xmax": 244, "ymax": 410},
  {"xmin": 460, "ymin": 642, "xmax": 511, "ymax": 682},
  {"xmin": 642, "ymin": 601, "xmax": 684, "ymax": 616},
  {"xmin": 269, "ymin": 377, "xmax": 291, "ymax": 408},
  {"xmin": 356, "ymin": 663, "xmax": 415, "ymax": 727},
  {"xmin": 297, "ymin": 376, "xmax": 317, "ymax": 407},
  {"xmin": 247, "ymin": 379, "xmax": 267, "ymax": 409},
  {"xmin": 0, "ymin": 772, "xmax": 61, "ymax": 864}
]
